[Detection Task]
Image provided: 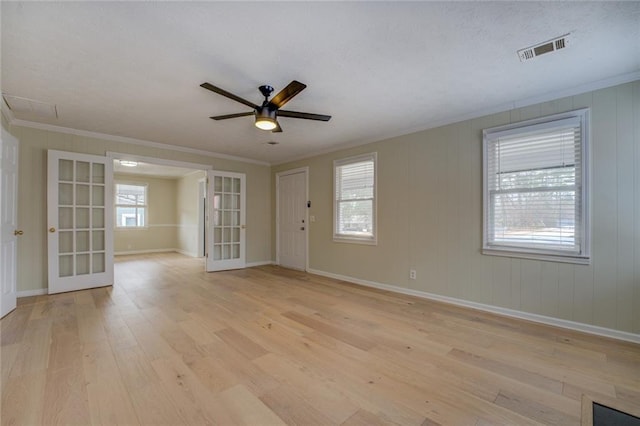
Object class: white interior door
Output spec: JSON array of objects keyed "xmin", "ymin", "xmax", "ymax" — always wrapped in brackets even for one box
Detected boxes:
[
  {"xmin": 206, "ymin": 170, "xmax": 245, "ymax": 271},
  {"xmin": 277, "ymin": 169, "xmax": 307, "ymax": 271},
  {"xmin": 47, "ymin": 150, "xmax": 114, "ymax": 294},
  {"xmin": 1, "ymin": 129, "xmax": 19, "ymax": 318}
]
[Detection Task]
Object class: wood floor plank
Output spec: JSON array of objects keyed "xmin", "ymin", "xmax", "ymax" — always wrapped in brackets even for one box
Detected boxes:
[
  {"xmin": 1, "ymin": 253, "xmax": 638, "ymax": 425},
  {"xmin": 9, "ymin": 318, "xmax": 51, "ymax": 378},
  {"xmin": 259, "ymin": 383, "xmax": 336, "ymax": 425},
  {"xmin": 1, "ymin": 371, "xmax": 46, "ymax": 425},
  {"xmin": 218, "ymin": 384, "xmax": 286, "ymax": 425},
  {"xmin": 41, "ymin": 364, "xmax": 92, "ymax": 425},
  {"xmin": 215, "ymin": 327, "xmax": 268, "ymax": 360},
  {"xmin": 150, "ymin": 356, "xmax": 234, "ymax": 425},
  {"xmin": 113, "ymin": 346, "xmax": 188, "ymax": 425},
  {"xmin": 83, "ymin": 341, "xmax": 140, "ymax": 425},
  {"xmin": 494, "ymin": 390, "xmax": 579, "ymax": 425},
  {"xmin": 253, "ymin": 352, "xmax": 360, "ymax": 424}
]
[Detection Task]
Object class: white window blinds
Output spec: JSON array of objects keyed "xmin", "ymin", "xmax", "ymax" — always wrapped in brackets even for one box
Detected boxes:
[
  {"xmin": 483, "ymin": 110, "xmax": 590, "ymax": 262},
  {"xmin": 334, "ymin": 153, "xmax": 376, "ymax": 243}
]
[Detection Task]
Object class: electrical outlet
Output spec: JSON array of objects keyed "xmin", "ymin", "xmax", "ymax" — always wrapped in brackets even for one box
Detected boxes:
[{"xmin": 409, "ymin": 269, "xmax": 416, "ymax": 280}]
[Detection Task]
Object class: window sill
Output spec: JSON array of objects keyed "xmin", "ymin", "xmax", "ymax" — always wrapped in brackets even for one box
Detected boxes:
[
  {"xmin": 333, "ymin": 236, "xmax": 377, "ymax": 246},
  {"xmin": 115, "ymin": 226, "xmax": 148, "ymax": 231},
  {"xmin": 482, "ymin": 247, "xmax": 590, "ymax": 265}
]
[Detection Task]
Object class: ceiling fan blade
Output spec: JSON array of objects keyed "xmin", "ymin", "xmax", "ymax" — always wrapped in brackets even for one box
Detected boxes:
[
  {"xmin": 200, "ymin": 82, "xmax": 258, "ymax": 109},
  {"xmin": 278, "ymin": 110, "xmax": 331, "ymax": 121},
  {"xmin": 268, "ymin": 80, "xmax": 307, "ymax": 109},
  {"xmin": 210, "ymin": 112, "xmax": 254, "ymax": 120},
  {"xmin": 272, "ymin": 121, "xmax": 283, "ymax": 133}
]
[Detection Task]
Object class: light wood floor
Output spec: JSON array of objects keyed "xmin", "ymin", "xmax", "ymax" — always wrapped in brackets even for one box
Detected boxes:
[{"xmin": 2, "ymin": 253, "xmax": 639, "ymax": 425}]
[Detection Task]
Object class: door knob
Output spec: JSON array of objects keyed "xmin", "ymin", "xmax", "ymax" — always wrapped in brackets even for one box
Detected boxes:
[
  {"xmin": 14, "ymin": 230, "xmax": 23, "ymax": 236},
  {"xmin": 300, "ymin": 227, "xmax": 305, "ymax": 231},
  {"xmin": 49, "ymin": 227, "xmax": 56, "ymax": 233}
]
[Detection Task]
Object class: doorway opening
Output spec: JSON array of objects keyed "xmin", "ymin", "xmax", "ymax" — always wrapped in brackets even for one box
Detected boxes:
[{"xmin": 108, "ymin": 152, "xmax": 210, "ymax": 266}]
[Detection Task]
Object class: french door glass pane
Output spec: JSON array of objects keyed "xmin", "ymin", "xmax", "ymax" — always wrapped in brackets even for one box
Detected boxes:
[{"xmin": 56, "ymin": 159, "xmax": 107, "ymax": 278}]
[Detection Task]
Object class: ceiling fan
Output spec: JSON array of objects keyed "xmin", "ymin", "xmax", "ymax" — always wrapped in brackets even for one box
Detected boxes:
[{"xmin": 200, "ymin": 80, "xmax": 331, "ymax": 132}]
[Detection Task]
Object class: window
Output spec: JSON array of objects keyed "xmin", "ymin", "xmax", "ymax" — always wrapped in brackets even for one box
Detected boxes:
[
  {"xmin": 334, "ymin": 153, "xmax": 377, "ymax": 244},
  {"xmin": 483, "ymin": 109, "xmax": 590, "ymax": 263},
  {"xmin": 115, "ymin": 183, "xmax": 147, "ymax": 227}
]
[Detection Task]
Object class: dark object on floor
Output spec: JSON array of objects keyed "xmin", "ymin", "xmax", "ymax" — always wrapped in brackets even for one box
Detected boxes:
[{"xmin": 593, "ymin": 402, "xmax": 640, "ymax": 426}]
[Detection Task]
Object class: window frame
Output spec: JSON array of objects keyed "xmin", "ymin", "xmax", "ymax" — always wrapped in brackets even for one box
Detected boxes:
[
  {"xmin": 114, "ymin": 182, "xmax": 148, "ymax": 229},
  {"xmin": 482, "ymin": 108, "xmax": 590, "ymax": 264},
  {"xmin": 333, "ymin": 152, "xmax": 378, "ymax": 245}
]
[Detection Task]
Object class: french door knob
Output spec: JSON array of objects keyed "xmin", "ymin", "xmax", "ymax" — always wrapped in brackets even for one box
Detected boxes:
[
  {"xmin": 49, "ymin": 227, "xmax": 56, "ymax": 233},
  {"xmin": 14, "ymin": 230, "xmax": 23, "ymax": 236}
]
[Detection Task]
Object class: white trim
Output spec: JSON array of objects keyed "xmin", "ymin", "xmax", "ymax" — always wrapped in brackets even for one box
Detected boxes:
[
  {"xmin": 116, "ymin": 224, "xmax": 179, "ymax": 228},
  {"xmin": 275, "ymin": 167, "xmax": 309, "ymax": 271},
  {"xmin": 10, "ymin": 119, "xmax": 269, "ymax": 166},
  {"xmin": 114, "ymin": 248, "xmax": 177, "ymax": 256},
  {"xmin": 175, "ymin": 249, "xmax": 199, "ymax": 258},
  {"xmin": 482, "ymin": 248, "xmax": 590, "ymax": 265},
  {"xmin": 114, "ymin": 180, "xmax": 148, "ymax": 228},
  {"xmin": 272, "ymin": 72, "xmax": 640, "ymax": 166},
  {"xmin": 307, "ymin": 268, "xmax": 640, "ymax": 345},
  {"xmin": 333, "ymin": 152, "xmax": 377, "ymax": 245},
  {"xmin": 17, "ymin": 288, "xmax": 48, "ymax": 298},
  {"xmin": 246, "ymin": 260, "xmax": 274, "ymax": 267},
  {"xmin": 107, "ymin": 152, "xmax": 214, "ymax": 171},
  {"xmin": 482, "ymin": 108, "xmax": 591, "ymax": 264},
  {"xmin": 197, "ymin": 178, "xmax": 206, "ymax": 258}
]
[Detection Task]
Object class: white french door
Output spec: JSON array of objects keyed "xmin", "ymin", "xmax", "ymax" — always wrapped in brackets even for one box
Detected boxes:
[
  {"xmin": 1, "ymin": 129, "xmax": 19, "ymax": 318},
  {"xmin": 47, "ymin": 150, "xmax": 114, "ymax": 294},
  {"xmin": 277, "ymin": 169, "xmax": 307, "ymax": 271},
  {"xmin": 206, "ymin": 170, "xmax": 245, "ymax": 272}
]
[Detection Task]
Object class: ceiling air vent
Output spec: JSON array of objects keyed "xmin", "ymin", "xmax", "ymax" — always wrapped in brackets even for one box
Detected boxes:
[
  {"xmin": 2, "ymin": 94, "xmax": 58, "ymax": 119},
  {"xmin": 518, "ymin": 33, "xmax": 570, "ymax": 62}
]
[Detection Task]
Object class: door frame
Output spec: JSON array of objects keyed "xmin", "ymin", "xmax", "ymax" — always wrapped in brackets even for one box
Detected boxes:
[
  {"xmin": 107, "ymin": 152, "xmax": 211, "ymax": 260},
  {"xmin": 275, "ymin": 167, "xmax": 309, "ymax": 271},
  {"xmin": 0, "ymin": 128, "xmax": 19, "ymax": 318},
  {"xmin": 197, "ymin": 178, "xmax": 206, "ymax": 257},
  {"xmin": 106, "ymin": 152, "xmax": 212, "ymax": 174}
]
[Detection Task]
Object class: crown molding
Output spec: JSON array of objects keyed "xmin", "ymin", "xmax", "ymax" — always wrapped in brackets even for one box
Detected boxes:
[
  {"xmin": 7, "ymin": 118, "xmax": 270, "ymax": 166},
  {"xmin": 6, "ymin": 71, "xmax": 639, "ymax": 168},
  {"xmin": 273, "ymin": 71, "xmax": 640, "ymax": 165}
]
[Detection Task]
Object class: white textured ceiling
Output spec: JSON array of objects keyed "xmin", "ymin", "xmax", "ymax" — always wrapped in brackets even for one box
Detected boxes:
[{"xmin": 2, "ymin": 2, "xmax": 639, "ymax": 165}]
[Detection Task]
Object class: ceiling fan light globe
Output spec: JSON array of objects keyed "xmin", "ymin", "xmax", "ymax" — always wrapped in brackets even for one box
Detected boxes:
[
  {"xmin": 255, "ymin": 107, "xmax": 277, "ymax": 131},
  {"xmin": 255, "ymin": 117, "xmax": 277, "ymax": 130}
]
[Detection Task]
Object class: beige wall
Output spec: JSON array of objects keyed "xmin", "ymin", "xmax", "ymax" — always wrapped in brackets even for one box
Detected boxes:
[
  {"xmin": 8, "ymin": 124, "xmax": 272, "ymax": 292},
  {"xmin": 177, "ymin": 170, "xmax": 206, "ymax": 257},
  {"xmin": 114, "ymin": 173, "xmax": 178, "ymax": 253},
  {"xmin": 273, "ymin": 81, "xmax": 640, "ymax": 335}
]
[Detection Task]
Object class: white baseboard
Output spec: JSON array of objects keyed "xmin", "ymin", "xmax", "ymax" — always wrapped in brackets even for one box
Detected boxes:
[
  {"xmin": 307, "ymin": 268, "xmax": 640, "ymax": 344},
  {"xmin": 17, "ymin": 288, "xmax": 48, "ymax": 298},
  {"xmin": 115, "ymin": 248, "xmax": 177, "ymax": 256},
  {"xmin": 246, "ymin": 260, "xmax": 274, "ymax": 268},
  {"xmin": 175, "ymin": 249, "xmax": 200, "ymax": 258}
]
